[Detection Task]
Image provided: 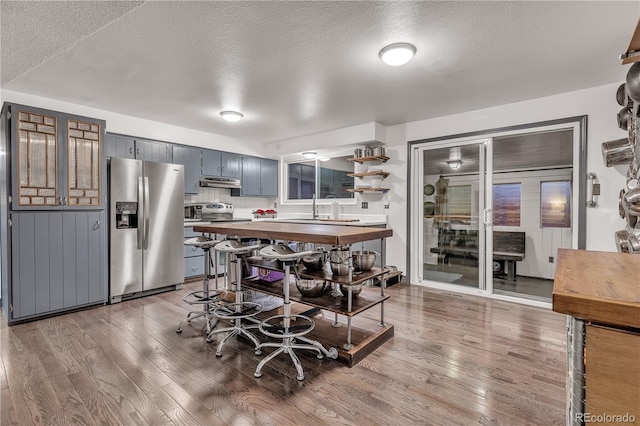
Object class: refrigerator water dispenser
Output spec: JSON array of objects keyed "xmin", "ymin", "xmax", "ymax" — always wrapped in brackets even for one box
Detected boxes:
[{"xmin": 115, "ymin": 201, "xmax": 138, "ymax": 229}]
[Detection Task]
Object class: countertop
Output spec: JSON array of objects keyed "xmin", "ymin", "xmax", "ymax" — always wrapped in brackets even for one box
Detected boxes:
[
  {"xmin": 552, "ymin": 248, "xmax": 640, "ymax": 329},
  {"xmin": 253, "ymin": 216, "xmax": 387, "ymax": 227},
  {"xmin": 193, "ymin": 221, "xmax": 393, "ymax": 245}
]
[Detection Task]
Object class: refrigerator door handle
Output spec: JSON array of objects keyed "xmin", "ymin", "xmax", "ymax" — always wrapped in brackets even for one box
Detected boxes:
[
  {"xmin": 137, "ymin": 176, "xmax": 144, "ymax": 249},
  {"xmin": 144, "ymin": 176, "xmax": 150, "ymax": 250}
]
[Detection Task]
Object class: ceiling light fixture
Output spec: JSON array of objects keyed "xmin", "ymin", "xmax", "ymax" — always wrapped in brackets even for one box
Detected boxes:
[
  {"xmin": 302, "ymin": 151, "xmax": 317, "ymax": 159},
  {"xmin": 447, "ymin": 160, "xmax": 462, "ymax": 170},
  {"xmin": 318, "ymin": 156, "xmax": 330, "ymax": 162},
  {"xmin": 379, "ymin": 42, "xmax": 417, "ymax": 66},
  {"xmin": 220, "ymin": 111, "xmax": 243, "ymax": 122}
]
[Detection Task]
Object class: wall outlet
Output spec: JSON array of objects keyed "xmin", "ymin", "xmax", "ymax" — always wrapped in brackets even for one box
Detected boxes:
[
  {"xmin": 273, "ymin": 202, "xmax": 277, "ymax": 209},
  {"xmin": 361, "ymin": 202, "xmax": 368, "ymax": 209},
  {"xmin": 548, "ymin": 256, "xmax": 554, "ymax": 263}
]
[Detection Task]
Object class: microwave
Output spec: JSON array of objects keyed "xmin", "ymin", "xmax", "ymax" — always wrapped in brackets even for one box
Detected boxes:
[{"xmin": 184, "ymin": 204, "xmax": 203, "ymax": 220}]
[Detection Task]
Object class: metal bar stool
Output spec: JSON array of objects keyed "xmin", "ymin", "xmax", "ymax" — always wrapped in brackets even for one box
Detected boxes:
[
  {"xmin": 254, "ymin": 244, "xmax": 338, "ymax": 381},
  {"xmin": 209, "ymin": 240, "xmax": 264, "ymax": 357},
  {"xmin": 176, "ymin": 236, "xmax": 227, "ymax": 336}
]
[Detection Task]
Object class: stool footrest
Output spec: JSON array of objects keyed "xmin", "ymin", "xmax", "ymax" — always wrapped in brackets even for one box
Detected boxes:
[
  {"xmin": 258, "ymin": 314, "xmax": 315, "ymax": 339},
  {"xmin": 213, "ymin": 302, "xmax": 263, "ymax": 320},
  {"xmin": 182, "ymin": 290, "xmax": 227, "ymax": 305}
]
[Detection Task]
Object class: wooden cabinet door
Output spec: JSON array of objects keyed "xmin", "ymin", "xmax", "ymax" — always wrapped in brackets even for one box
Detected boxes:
[
  {"xmin": 11, "ymin": 106, "xmax": 61, "ymax": 210},
  {"xmin": 9, "ymin": 211, "xmax": 106, "ymax": 322},
  {"xmin": 260, "ymin": 158, "xmax": 279, "ymax": 197},
  {"xmin": 240, "ymin": 156, "xmax": 261, "ymax": 196},
  {"xmin": 173, "ymin": 145, "xmax": 201, "ymax": 194},
  {"xmin": 10, "ymin": 104, "xmax": 105, "ymax": 210},
  {"xmin": 65, "ymin": 115, "xmax": 104, "ymax": 208},
  {"xmin": 105, "ymin": 134, "xmax": 135, "ymax": 159},
  {"xmin": 136, "ymin": 139, "xmax": 173, "ymax": 163},
  {"xmin": 202, "ymin": 149, "xmax": 222, "ymax": 176},
  {"xmin": 221, "ymin": 152, "xmax": 241, "ymax": 178}
]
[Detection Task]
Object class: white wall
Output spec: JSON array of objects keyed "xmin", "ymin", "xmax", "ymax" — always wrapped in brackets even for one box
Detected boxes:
[{"xmin": 1, "ymin": 90, "xmax": 265, "ymax": 156}]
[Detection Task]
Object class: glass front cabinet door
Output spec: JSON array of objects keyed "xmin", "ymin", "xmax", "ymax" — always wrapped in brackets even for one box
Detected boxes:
[{"xmin": 9, "ymin": 104, "xmax": 106, "ymax": 210}]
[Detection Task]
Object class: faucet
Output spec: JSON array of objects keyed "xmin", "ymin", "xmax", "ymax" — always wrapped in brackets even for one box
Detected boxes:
[{"xmin": 312, "ymin": 194, "xmax": 318, "ymax": 220}]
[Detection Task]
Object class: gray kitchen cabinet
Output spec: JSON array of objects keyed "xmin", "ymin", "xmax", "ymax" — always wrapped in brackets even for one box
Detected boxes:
[
  {"xmin": 136, "ymin": 138, "xmax": 173, "ymax": 163},
  {"xmin": 8, "ymin": 211, "xmax": 107, "ymax": 323},
  {"xmin": 106, "ymin": 134, "xmax": 135, "ymax": 159},
  {"xmin": 232, "ymin": 156, "xmax": 278, "ymax": 197},
  {"xmin": 202, "ymin": 150, "xmax": 241, "ymax": 178},
  {"xmin": 173, "ymin": 145, "xmax": 201, "ymax": 194},
  {"xmin": 184, "ymin": 227, "xmax": 204, "ymax": 278},
  {"xmin": 106, "ymin": 133, "xmax": 172, "ymax": 163},
  {"xmin": 7, "ymin": 103, "xmax": 106, "ymax": 210}
]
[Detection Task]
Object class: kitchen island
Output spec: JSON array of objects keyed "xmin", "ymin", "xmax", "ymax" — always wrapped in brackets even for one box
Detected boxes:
[
  {"xmin": 553, "ymin": 249, "xmax": 640, "ymax": 425},
  {"xmin": 193, "ymin": 221, "xmax": 394, "ymax": 366}
]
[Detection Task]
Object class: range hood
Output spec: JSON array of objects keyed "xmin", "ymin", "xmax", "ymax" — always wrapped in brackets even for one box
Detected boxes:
[{"xmin": 199, "ymin": 176, "xmax": 242, "ymax": 189}]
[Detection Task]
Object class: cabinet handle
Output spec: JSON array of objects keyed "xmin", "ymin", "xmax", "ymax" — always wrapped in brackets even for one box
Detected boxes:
[
  {"xmin": 129, "ymin": 147, "xmax": 133, "ymax": 155},
  {"xmin": 192, "ymin": 266, "xmax": 197, "ymax": 272},
  {"xmin": 136, "ymin": 148, "xmax": 140, "ymax": 156},
  {"xmin": 93, "ymin": 220, "xmax": 100, "ymax": 230},
  {"xmin": 61, "ymin": 197, "xmax": 67, "ymax": 206}
]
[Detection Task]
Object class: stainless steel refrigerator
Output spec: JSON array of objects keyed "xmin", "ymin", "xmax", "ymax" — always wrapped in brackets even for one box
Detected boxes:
[{"xmin": 109, "ymin": 157, "xmax": 184, "ymax": 303}]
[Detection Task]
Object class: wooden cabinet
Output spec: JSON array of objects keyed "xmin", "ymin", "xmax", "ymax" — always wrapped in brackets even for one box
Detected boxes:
[
  {"xmin": 183, "ymin": 227, "xmax": 204, "ymax": 278},
  {"xmin": 584, "ymin": 324, "xmax": 640, "ymax": 423},
  {"xmin": 135, "ymin": 138, "xmax": 172, "ymax": 163},
  {"xmin": 232, "ymin": 156, "xmax": 278, "ymax": 197},
  {"xmin": 105, "ymin": 134, "xmax": 135, "ymax": 159},
  {"xmin": 172, "ymin": 145, "xmax": 201, "ymax": 194},
  {"xmin": 7, "ymin": 211, "xmax": 107, "ymax": 323},
  {"xmin": 105, "ymin": 134, "xmax": 172, "ymax": 163},
  {"xmin": 202, "ymin": 149, "xmax": 241, "ymax": 178},
  {"xmin": 9, "ymin": 104, "xmax": 105, "ymax": 210}
]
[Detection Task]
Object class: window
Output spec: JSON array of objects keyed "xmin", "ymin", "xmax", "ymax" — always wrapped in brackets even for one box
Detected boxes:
[
  {"xmin": 447, "ymin": 185, "xmax": 472, "ymax": 222},
  {"xmin": 541, "ymin": 181, "xmax": 571, "ymax": 228},
  {"xmin": 493, "ymin": 183, "xmax": 521, "ymax": 226},
  {"xmin": 285, "ymin": 155, "xmax": 354, "ymax": 201}
]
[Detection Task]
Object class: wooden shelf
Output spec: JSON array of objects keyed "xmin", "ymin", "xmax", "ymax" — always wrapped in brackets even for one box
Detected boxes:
[
  {"xmin": 347, "ymin": 188, "xmax": 389, "ymax": 193},
  {"xmin": 347, "ymin": 171, "xmax": 390, "ymax": 178},
  {"xmin": 241, "ymin": 276, "xmax": 390, "ymax": 317},
  {"xmin": 347, "ymin": 155, "xmax": 389, "ymax": 164}
]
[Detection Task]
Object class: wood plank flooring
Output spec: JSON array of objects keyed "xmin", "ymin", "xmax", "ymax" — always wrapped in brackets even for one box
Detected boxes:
[{"xmin": 0, "ymin": 281, "xmax": 568, "ymax": 425}]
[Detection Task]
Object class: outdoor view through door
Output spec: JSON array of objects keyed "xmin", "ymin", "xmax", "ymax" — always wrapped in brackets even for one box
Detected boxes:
[{"xmin": 418, "ymin": 128, "xmax": 575, "ymax": 303}]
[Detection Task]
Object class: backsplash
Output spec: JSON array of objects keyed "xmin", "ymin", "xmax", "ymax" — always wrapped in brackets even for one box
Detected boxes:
[{"xmin": 184, "ymin": 187, "xmax": 275, "ymax": 218}]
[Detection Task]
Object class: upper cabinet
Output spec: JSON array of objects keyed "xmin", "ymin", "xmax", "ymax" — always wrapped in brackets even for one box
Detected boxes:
[
  {"xmin": 9, "ymin": 104, "xmax": 105, "ymax": 210},
  {"xmin": 202, "ymin": 149, "xmax": 241, "ymax": 178},
  {"xmin": 105, "ymin": 134, "xmax": 172, "ymax": 163},
  {"xmin": 232, "ymin": 156, "xmax": 278, "ymax": 197},
  {"xmin": 172, "ymin": 145, "xmax": 201, "ymax": 194},
  {"xmin": 136, "ymin": 138, "xmax": 173, "ymax": 163}
]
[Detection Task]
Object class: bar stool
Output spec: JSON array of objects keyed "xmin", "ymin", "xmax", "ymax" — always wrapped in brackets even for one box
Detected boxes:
[
  {"xmin": 254, "ymin": 244, "xmax": 338, "ymax": 381},
  {"xmin": 176, "ymin": 236, "xmax": 226, "ymax": 336},
  {"xmin": 209, "ymin": 240, "xmax": 264, "ymax": 357}
]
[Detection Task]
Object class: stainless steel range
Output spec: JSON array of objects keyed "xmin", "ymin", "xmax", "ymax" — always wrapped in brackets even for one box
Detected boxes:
[{"xmin": 202, "ymin": 202, "xmax": 235, "ymax": 221}]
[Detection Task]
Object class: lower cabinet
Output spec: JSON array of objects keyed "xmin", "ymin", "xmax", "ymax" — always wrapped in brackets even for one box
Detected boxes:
[
  {"xmin": 184, "ymin": 227, "xmax": 204, "ymax": 278},
  {"xmin": 7, "ymin": 210, "xmax": 107, "ymax": 323}
]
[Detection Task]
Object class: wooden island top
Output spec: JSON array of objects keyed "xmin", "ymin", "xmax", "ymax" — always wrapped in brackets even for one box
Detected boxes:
[
  {"xmin": 193, "ymin": 221, "xmax": 393, "ymax": 245},
  {"xmin": 553, "ymin": 248, "xmax": 640, "ymax": 329}
]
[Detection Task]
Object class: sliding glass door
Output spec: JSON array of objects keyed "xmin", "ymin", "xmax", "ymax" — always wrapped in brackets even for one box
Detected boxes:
[{"xmin": 413, "ymin": 138, "xmax": 493, "ymax": 291}]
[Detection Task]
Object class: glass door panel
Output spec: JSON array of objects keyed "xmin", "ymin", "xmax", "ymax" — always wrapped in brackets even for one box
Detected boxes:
[
  {"xmin": 16, "ymin": 110, "xmax": 59, "ymax": 206},
  {"xmin": 422, "ymin": 142, "xmax": 488, "ymax": 289},
  {"xmin": 67, "ymin": 118, "xmax": 102, "ymax": 206}
]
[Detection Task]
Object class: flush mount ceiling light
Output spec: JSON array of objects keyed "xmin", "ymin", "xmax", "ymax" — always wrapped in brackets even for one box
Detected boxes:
[
  {"xmin": 318, "ymin": 156, "xmax": 330, "ymax": 162},
  {"xmin": 220, "ymin": 111, "xmax": 243, "ymax": 122},
  {"xmin": 379, "ymin": 42, "xmax": 417, "ymax": 66},
  {"xmin": 302, "ymin": 151, "xmax": 317, "ymax": 159},
  {"xmin": 447, "ymin": 160, "xmax": 462, "ymax": 170}
]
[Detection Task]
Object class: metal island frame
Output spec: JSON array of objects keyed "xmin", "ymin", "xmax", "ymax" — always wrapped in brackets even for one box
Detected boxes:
[{"xmin": 193, "ymin": 221, "xmax": 394, "ymax": 366}]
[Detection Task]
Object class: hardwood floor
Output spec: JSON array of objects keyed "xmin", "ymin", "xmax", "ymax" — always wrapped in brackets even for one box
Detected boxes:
[{"xmin": 0, "ymin": 281, "xmax": 568, "ymax": 425}]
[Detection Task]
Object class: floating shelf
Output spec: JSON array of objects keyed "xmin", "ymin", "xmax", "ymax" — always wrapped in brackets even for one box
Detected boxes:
[
  {"xmin": 347, "ymin": 188, "xmax": 389, "ymax": 193},
  {"xmin": 347, "ymin": 155, "xmax": 390, "ymax": 164},
  {"xmin": 347, "ymin": 171, "xmax": 390, "ymax": 178}
]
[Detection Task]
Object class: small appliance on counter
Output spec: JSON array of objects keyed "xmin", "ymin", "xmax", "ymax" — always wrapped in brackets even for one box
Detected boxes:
[{"xmin": 184, "ymin": 202, "xmax": 206, "ymax": 220}]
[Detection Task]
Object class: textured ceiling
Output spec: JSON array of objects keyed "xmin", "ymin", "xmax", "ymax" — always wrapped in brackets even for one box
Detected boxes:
[{"xmin": 1, "ymin": 1, "xmax": 638, "ymax": 145}]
